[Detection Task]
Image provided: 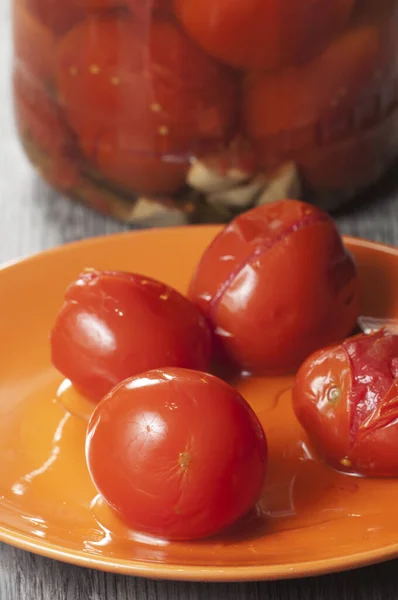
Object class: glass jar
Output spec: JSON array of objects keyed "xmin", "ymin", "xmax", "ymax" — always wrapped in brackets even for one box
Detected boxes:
[{"xmin": 11, "ymin": 0, "xmax": 398, "ymax": 226}]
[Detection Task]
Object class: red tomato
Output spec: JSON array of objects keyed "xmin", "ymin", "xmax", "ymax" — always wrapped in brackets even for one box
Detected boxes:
[
  {"xmin": 94, "ymin": 128, "xmax": 188, "ymax": 195},
  {"xmin": 153, "ymin": 0, "xmax": 174, "ymax": 15},
  {"xmin": 293, "ymin": 330, "xmax": 398, "ymax": 477},
  {"xmin": 243, "ymin": 1, "xmax": 398, "ymax": 190},
  {"xmin": 174, "ymin": 0, "xmax": 355, "ymax": 70},
  {"xmin": 74, "ymin": 0, "xmax": 172, "ymax": 13},
  {"xmin": 24, "ymin": 0, "xmax": 84, "ymax": 35},
  {"xmin": 55, "ymin": 16, "xmax": 144, "ymax": 141},
  {"xmin": 297, "ymin": 106, "xmax": 398, "ymax": 192},
  {"xmin": 86, "ymin": 367, "xmax": 268, "ymax": 540},
  {"xmin": 56, "ymin": 16, "xmax": 238, "ymax": 185},
  {"xmin": 13, "ymin": 69, "xmax": 81, "ymax": 190},
  {"xmin": 50, "ymin": 270, "xmax": 212, "ymax": 402},
  {"xmin": 188, "ymin": 199, "xmax": 359, "ymax": 374},
  {"xmin": 73, "ymin": 0, "xmax": 128, "ymax": 7},
  {"xmin": 13, "ymin": 3, "xmax": 55, "ymax": 83}
]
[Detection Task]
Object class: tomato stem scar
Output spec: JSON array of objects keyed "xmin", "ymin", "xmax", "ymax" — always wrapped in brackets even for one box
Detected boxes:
[
  {"xmin": 179, "ymin": 451, "xmax": 191, "ymax": 471},
  {"xmin": 328, "ymin": 387, "xmax": 341, "ymax": 404}
]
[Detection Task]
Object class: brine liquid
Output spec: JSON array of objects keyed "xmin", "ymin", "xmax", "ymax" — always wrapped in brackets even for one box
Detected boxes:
[
  {"xmin": 1, "ymin": 370, "xmax": 395, "ymax": 567},
  {"xmin": 12, "ymin": 0, "xmax": 398, "ymax": 224}
]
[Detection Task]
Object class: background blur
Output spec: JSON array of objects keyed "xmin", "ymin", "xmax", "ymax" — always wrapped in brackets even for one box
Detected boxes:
[{"xmin": 1, "ymin": 0, "xmax": 398, "ymax": 265}]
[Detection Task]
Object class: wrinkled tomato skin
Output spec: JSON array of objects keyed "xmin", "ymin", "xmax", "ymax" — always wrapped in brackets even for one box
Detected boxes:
[
  {"xmin": 86, "ymin": 368, "xmax": 268, "ymax": 540},
  {"xmin": 174, "ymin": 0, "xmax": 355, "ymax": 71},
  {"xmin": 50, "ymin": 270, "xmax": 212, "ymax": 403},
  {"xmin": 188, "ymin": 199, "xmax": 359, "ymax": 374},
  {"xmin": 293, "ymin": 345, "xmax": 353, "ymax": 466},
  {"xmin": 293, "ymin": 331, "xmax": 398, "ymax": 477}
]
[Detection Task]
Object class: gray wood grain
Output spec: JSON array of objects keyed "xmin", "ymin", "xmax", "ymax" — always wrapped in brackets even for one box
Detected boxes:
[{"xmin": 2, "ymin": 0, "xmax": 398, "ymax": 597}]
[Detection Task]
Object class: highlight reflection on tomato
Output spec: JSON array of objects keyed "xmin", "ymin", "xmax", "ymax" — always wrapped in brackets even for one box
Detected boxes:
[
  {"xmin": 188, "ymin": 199, "xmax": 359, "ymax": 374},
  {"xmin": 175, "ymin": 0, "xmax": 355, "ymax": 70},
  {"xmin": 50, "ymin": 270, "xmax": 212, "ymax": 402},
  {"xmin": 86, "ymin": 368, "xmax": 268, "ymax": 540},
  {"xmin": 293, "ymin": 330, "xmax": 398, "ymax": 477}
]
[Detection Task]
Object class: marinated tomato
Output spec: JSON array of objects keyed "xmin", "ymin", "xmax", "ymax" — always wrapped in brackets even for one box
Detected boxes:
[
  {"xmin": 73, "ymin": 0, "xmax": 172, "ymax": 14},
  {"xmin": 86, "ymin": 368, "xmax": 268, "ymax": 540},
  {"xmin": 174, "ymin": 0, "xmax": 355, "ymax": 71},
  {"xmin": 13, "ymin": 3, "xmax": 55, "ymax": 84},
  {"xmin": 50, "ymin": 270, "xmax": 212, "ymax": 402},
  {"xmin": 23, "ymin": 0, "xmax": 84, "ymax": 36},
  {"xmin": 243, "ymin": 1, "xmax": 398, "ymax": 191},
  {"xmin": 94, "ymin": 128, "xmax": 188, "ymax": 195},
  {"xmin": 293, "ymin": 330, "xmax": 398, "ymax": 477},
  {"xmin": 13, "ymin": 69, "xmax": 81, "ymax": 190},
  {"xmin": 188, "ymin": 199, "xmax": 359, "ymax": 374},
  {"xmin": 55, "ymin": 16, "xmax": 238, "ymax": 193}
]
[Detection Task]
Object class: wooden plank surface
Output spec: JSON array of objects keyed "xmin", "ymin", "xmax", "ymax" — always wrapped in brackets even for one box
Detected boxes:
[{"xmin": 1, "ymin": 0, "xmax": 398, "ymax": 597}]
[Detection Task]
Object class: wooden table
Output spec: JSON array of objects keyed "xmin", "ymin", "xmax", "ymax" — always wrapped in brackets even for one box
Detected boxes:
[{"xmin": 2, "ymin": 1, "xmax": 398, "ymax": 597}]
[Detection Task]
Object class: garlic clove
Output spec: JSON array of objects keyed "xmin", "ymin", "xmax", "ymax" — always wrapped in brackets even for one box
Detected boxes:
[
  {"xmin": 207, "ymin": 176, "xmax": 267, "ymax": 209},
  {"xmin": 124, "ymin": 196, "xmax": 192, "ymax": 226},
  {"xmin": 256, "ymin": 162, "xmax": 302, "ymax": 206},
  {"xmin": 187, "ymin": 160, "xmax": 251, "ymax": 194}
]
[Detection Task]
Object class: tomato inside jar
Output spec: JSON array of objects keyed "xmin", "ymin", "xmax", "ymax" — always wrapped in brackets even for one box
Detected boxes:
[{"xmin": 11, "ymin": 0, "xmax": 398, "ymax": 224}]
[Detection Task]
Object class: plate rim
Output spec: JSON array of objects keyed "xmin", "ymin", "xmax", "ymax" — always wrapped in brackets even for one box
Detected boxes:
[
  {"xmin": 0, "ymin": 522, "xmax": 397, "ymax": 581},
  {"xmin": 0, "ymin": 227, "xmax": 397, "ymax": 582},
  {"xmin": 2, "ymin": 225, "xmax": 398, "ymax": 276}
]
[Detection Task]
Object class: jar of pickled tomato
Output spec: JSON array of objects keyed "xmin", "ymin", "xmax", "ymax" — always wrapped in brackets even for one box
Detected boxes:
[{"xmin": 12, "ymin": 0, "xmax": 398, "ymax": 225}]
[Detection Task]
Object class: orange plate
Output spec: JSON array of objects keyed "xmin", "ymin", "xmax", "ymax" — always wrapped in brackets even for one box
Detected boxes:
[{"xmin": 0, "ymin": 226, "xmax": 398, "ymax": 582}]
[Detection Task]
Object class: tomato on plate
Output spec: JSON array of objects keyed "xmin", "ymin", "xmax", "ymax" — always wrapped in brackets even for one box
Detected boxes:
[
  {"xmin": 188, "ymin": 199, "xmax": 359, "ymax": 374},
  {"xmin": 293, "ymin": 330, "xmax": 398, "ymax": 477},
  {"xmin": 56, "ymin": 16, "xmax": 238, "ymax": 191},
  {"xmin": 50, "ymin": 270, "xmax": 212, "ymax": 403},
  {"xmin": 243, "ymin": 1, "xmax": 398, "ymax": 190},
  {"xmin": 174, "ymin": 0, "xmax": 355, "ymax": 70},
  {"xmin": 86, "ymin": 367, "xmax": 268, "ymax": 540}
]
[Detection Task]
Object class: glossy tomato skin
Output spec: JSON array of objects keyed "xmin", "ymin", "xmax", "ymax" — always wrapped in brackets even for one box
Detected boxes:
[
  {"xmin": 86, "ymin": 368, "xmax": 268, "ymax": 540},
  {"xmin": 188, "ymin": 199, "xmax": 359, "ymax": 374},
  {"xmin": 293, "ymin": 330, "xmax": 398, "ymax": 477},
  {"xmin": 50, "ymin": 270, "xmax": 212, "ymax": 402},
  {"xmin": 174, "ymin": 0, "xmax": 355, "ymax": 70}
]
